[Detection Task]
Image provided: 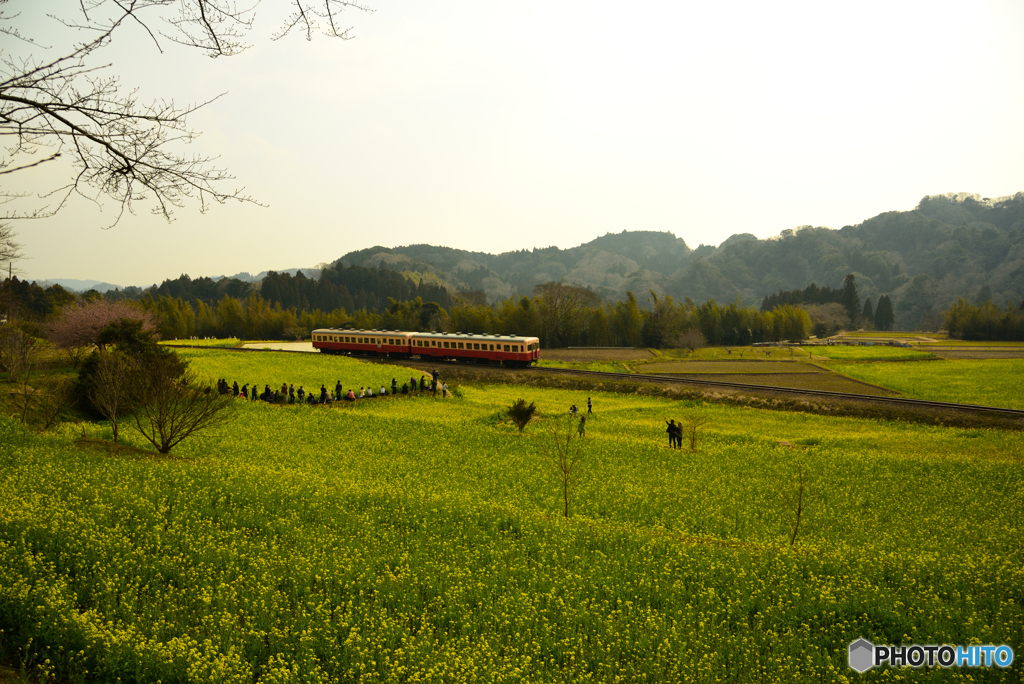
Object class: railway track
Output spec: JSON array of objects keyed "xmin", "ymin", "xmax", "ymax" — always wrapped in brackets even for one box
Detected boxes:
[
  {"xmin": 394, "ymin": 357, "xmax": 1024, "ymax": 418},
  {"xmin": 521, "ymin": 366, "xmax": 1024, "ymax": 416}
]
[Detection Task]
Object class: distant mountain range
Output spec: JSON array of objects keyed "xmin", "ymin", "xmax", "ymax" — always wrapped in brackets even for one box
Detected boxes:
[
  {"xmin": 36, "ymin": 268, "xmax": 315, "ymax": 294},
  {"xmin": 333, "ymin": 193, "xmax": 1024, "ymax": 328},
  {"xmin": 38, "ymin": 192, "xmax": 1024, "ymax": 330}
]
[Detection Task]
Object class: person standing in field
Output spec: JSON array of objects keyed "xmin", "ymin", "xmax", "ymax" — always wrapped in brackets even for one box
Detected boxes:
[
  {"xmin": 578, "ymin": 415, "xmax": 586, "ymax": 438},
  {"xmin": 442, "ymin": 382, "xmax": 448, "ymax": 398},
  {"xmin": 335, "ymin": 381, "xmax": 342, "ymax": 400},
  {"xmin": 587, "ymin": 397, "xmax": 593, "ymax": 414},
  {"xmin": 665, "ymin": 419, "xmax": 678, "ymax": 449}
]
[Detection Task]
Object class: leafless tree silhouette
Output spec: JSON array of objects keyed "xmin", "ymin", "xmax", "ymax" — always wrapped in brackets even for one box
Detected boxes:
[{"xmin": 1, "ymin": 0, "xmax": 370, "ymax": 225}]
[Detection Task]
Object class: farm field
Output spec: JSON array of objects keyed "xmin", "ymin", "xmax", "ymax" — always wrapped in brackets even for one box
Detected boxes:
[
  {"xmin": 160, "ymin": 338, "xmax": 246, "ymax": 348},
  {"xmin": 805, "ymin": 346, "xmax": 937, "ymax": 362},
  {"xmin": 642, "ymin": 360, "xmax": 818, "ymax": 374},
  {"xmin": 830, "ymin": 358, "xmax": 1024, "ymax": 410},
  {"xmin": 1, "ymin": 349, "xmax": 1022, "ymax": 682},
  {"xmin": 635, "ymin": 359, "xmax": 891, "ymax": 395},
  {"xmin": 540, "ymin": 348, "xmax": 655, "ymax": 363}
]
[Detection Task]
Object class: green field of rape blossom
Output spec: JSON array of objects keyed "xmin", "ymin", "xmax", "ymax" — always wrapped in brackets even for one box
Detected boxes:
[
  {"xmin": 0, "ymin": 349, "xmax": 1022, "ymax": 682},
  {"xmin": 831, "ymin": 358, "xmax": 1024, "ymax": 410}
]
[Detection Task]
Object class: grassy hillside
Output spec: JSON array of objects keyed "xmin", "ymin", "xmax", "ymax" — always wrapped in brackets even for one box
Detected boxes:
[{"xmin": 0, "ymin": 350, "xmax": 1021, "ymax": 682}]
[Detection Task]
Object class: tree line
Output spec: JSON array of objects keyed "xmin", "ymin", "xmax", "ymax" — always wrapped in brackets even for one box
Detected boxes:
[
  {"xmin": 944, "ymin": 298, "xmax": 1024, "ymax": 341},
  {"xmin": 22, "ymin": 270, "xmax": 1024, "ymax": 345},
  {"xmin": 34, "ymin": 282, "xmax": 812, "ymax": 349},
  {"xmin": 761, "ymin": 274, "xmax": 894, "ymax": 336}
]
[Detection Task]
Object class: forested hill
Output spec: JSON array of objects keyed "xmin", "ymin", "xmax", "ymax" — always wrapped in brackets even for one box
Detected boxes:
[
  {"xmin": 337, "ymin": 231, "xmax": 694, "ymax": 304},
  {"xmin": 336, "ymin": 192, "xmax": 1024, "ymax": 329}
]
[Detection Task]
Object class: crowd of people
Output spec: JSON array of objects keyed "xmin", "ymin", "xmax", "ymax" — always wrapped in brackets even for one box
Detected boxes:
[{"xmin": 213, "ymin": 369, "xmax": 451, "ymax": 406}]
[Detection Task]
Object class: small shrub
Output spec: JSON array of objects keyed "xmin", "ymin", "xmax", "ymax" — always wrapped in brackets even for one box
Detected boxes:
[{"xmin": 507, "ymin": 398, "xmax": 537, "ymax": 432}]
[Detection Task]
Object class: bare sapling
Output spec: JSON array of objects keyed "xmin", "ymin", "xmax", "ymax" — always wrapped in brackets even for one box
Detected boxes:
[
  {"xmin": 37, "ymin": 378, "xmax": 73, "ymax": 430},
  {"xmin": 785, "ymin": 466, "xmax": 809, "ymax": 548},
  {"xmin": 542, "ymin": 413, "xmax": 587, "ymax": 518},
  {"xmin": 682, "ymin": 412, "xmax": 710, "ymax": 451},
  {"xmin": 88, "ymin": 349, "xmax": 135, "ymax": 445}
]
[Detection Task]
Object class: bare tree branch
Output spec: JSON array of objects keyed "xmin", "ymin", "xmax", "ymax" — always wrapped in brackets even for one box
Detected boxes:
[{"xmin": 0, "ymin": 0, "xmax": 371, "ymax": 225}]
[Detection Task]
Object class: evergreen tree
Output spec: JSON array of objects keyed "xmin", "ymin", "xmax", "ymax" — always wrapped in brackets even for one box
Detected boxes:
[
  {"xmin": 840, "ymin": 274, "xmax": 860, "ymax": 324},
  {"xmin": 862, "ymin": 297, "xmax": 874, "ymax": 328},
  {"xmin": 874, "ymin": 295, "xmax": 894, "ymax": 331}
]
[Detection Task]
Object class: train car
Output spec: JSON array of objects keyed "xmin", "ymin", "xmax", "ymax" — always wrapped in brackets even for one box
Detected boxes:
[
  {"xmin": 312, "ymin": 328, "xmax": 541, "ymax": 366},
  {"xmin": 311, "ymin": 329, "xmax": 413, "ymax": 357},
  {"xmin": 410, "ymin": 331, "xmax": 540, "ymax": 367}
]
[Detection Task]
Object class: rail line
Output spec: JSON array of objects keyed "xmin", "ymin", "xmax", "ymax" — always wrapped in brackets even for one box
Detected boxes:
[
  {"xmin": 522, "ymin": 366, "xmax": 1024, "ymax": 416},
  {"xmin": 393, "ymin": 357, "xmax": 1024, "ymax": 417}
]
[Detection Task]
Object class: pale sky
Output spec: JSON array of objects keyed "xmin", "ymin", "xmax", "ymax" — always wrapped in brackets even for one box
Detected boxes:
[{"xmin": 9, "ymin": 0, "xmax": 1024, "ymax": 288}]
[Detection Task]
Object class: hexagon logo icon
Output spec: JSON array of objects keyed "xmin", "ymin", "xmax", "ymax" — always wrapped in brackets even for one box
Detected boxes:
[{"xmin": 849, "ymin": 639, "xmax": 875, "ymax": 672}]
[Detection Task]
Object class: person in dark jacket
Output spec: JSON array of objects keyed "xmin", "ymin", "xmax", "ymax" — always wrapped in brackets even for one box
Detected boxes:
[
  {"xmin": 391, "ymin": 378, "xmax": 398, "ymax": 395},
  {"xmin": 335, "ymin": 381, "xmax": 343, "ymax": 400},
  {"xmin": 320, "ymin": 385, "xmax": 328, "ymax": 403},
  {"xmin": 665, "ymin": 419, "xmax": 679, "ymax": 448},
  {"xmin": 232, "ymin": 381, "xmax": 239, "ymax": 396}
]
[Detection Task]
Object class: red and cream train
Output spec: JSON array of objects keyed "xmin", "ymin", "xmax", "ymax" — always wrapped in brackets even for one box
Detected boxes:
[{"xmin": 311, "ymin": 329, "xmax": 540, "ymax": 367}]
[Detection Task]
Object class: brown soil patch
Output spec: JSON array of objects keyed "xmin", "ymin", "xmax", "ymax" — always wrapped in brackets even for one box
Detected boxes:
[
  {"xmin": 643, "ymin": 360, "xmax": 817, "ymax": 374},
  {"xmin": 657, "ymin": 372, "xmax": 895, "ymax": 395},
  {"xmin": 542, "ymin": 348, "xmax": 655, "ymax": 362}
]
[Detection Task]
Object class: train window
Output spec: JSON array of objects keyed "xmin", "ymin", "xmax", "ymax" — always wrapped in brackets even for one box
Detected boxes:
[
  {"xmin": 488, "ymin": 344, "xmax": 494, "ymax": 351},
  {"xmin": 473, "ymin": 343, "xmax": 480, "ymax": 350},
  {"xmin": 443, "ymin": 341, "xmax": 449, "ymax": 349},
  {"xmin": 503, "ymin": 344, "xmax": 510, "ymax": 352},
  {"xmin": 457, "ymin": 342, "xmax": 464, "ymax": 349}
]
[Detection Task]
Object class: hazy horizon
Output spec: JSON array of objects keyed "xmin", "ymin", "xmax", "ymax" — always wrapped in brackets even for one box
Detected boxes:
[{"xmin": 9, "ymin": 0, "xmax": 1024, "ymax": 286}]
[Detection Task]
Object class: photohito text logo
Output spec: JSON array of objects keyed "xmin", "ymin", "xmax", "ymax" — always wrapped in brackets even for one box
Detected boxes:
[{"xmin": 848, "ymin": 639, "xmax": 1014, "ymax": 672}]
